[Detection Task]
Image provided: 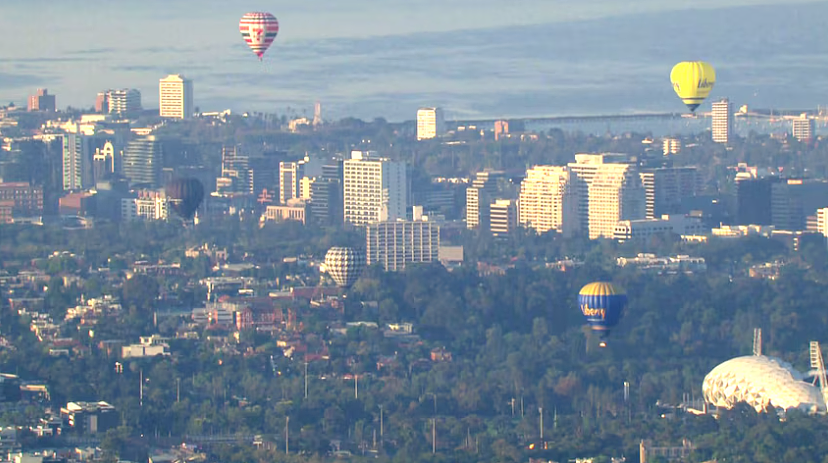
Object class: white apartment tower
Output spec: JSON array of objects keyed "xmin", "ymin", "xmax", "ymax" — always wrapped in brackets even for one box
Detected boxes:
[
  {"xmin": 466, "ymin": 170, "xmax": 503, "ymax": 230},
  {"xmin": 711, "ymin": 98, "xmax": 732, "ymax": 144},
  {"xmin": 159, "ymin": 74, "xmax": 194, "ymax": 119},
  {"xmin": 587, "ymin": 163, "xmax": 646, "ymax": 239},
  {"xmin": 279, "ymin": 154, "xmax": 324, "ymax": 204},
  {"xmin": 567, "ymin": 153, "xmax": 631, "ymax": 234},
  {"xmin": 417, "ymin": 107, "xmax": 445, "ymax": 140},
  {"xmin": 366, "ymin": 220, "xmax": 440, "ymax": 271},
  {"xmin": 106, "ymin": 89, "xmax": 142, "ymax": 115},
  {"xmin": 518, "ymin": 165, "xmax": 578, "ymax": 236},
  {"xmin": 342, "ymin": 151, "xmax": 407, "ymax": 225},
  {"xmin": 639, "ymin": 167, "xmax": 699, "ymax": 219}
]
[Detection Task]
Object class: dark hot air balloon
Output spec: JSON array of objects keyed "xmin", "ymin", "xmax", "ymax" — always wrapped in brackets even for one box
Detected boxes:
[
  {"xmin": 578, "ymin": 281, "xmax": 628, "ymax": 347},
  {"xmin": 324, "ymin": 247, "xmax": 365, "ymax": 289},
  {"xmin": 165, "ymin": 177, "xmax": 204, "ymax": 220}
]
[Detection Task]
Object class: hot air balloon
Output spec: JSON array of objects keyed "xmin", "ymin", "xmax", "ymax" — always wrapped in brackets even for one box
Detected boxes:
[
  {"xmin": 239, "ymin": 12, "xmax": 280, "ymax": 60},
  {"xmin": 165, "ymin": 177, "xmax": 204, "ymax": 220},
  {"xmin": 324, "ymin": 247, "xmax": 365, "ymax": 289},
  {"xmin": 578, "ymin": 282, "xmax": 628, "ymax": 347},
  {"xmin": 670, "ymin": 61, "xmax": 716, "ymax": 112}
]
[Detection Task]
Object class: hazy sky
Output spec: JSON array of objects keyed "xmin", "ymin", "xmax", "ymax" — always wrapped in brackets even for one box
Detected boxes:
[{"xmin": 0, "ymin": 0, "xmax": 825, "ymax": 119}]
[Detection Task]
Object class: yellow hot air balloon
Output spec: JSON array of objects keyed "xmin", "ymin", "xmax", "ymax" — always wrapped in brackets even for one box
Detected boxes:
[{"xmin": 670, "ymin": 61, "xmax": 716, "ymax": 112}]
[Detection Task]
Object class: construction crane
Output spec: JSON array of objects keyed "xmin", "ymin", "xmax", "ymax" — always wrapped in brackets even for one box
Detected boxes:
[{"xmin": 809, "ymin": 341, "xmax": 828, "ymax": 412}]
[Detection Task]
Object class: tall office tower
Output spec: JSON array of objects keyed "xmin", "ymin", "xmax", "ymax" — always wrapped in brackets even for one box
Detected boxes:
[
  {"xmin": 28, "ymin": 89, "xmax": 56, "ymax": 112},
  {"xmin": 587, "ymin": 163, "xmax": 646, "ymax": 239},
  {"xmin": 342, "ymin": 151, "xmax": 407, "ymax": 225},
  {"xmin": 308, "ymin": 177, "xmax": 343, "ymax": 225},
  {"xmin": 366, "ymin": 220, "xmax": 440, "ymax": 271},
  {"xmin": 567, "ymin": 153, "xmax": 631, "ymax": 234},
  {"xmin": 416, "ymin": 107, "xmax": 445, "ymax": 140},
  {"xmin": 494, "ymin": 120, "xmax": 509, "ymax": 141},
  {"xmin": 105, "ymin": 89, "xmax": 142, "ymax": 115},
  {"xmin": 662, "ymin": 138, "xmax": 681, "ymax": 155},
  {"xmin": 122, "ymin": 136, "xmax": 163, "ymax": 187},
  {"xmin": 62, "ymin": 134, "xmax": 94, "ymax": 191},
  {"xmin": 736, "ymin": 177, "xmax": 778, "ymax": 225},
  {"xmin": 313, "ymin": 101, "xmax": 322, "ymax": 126},
  {"xmin": 639, "ymin": 167, "xmax": 699, "ymax": 219},
  {"xmin": 792, "ymin": 117, "xmax": 815, "ymax": 142},
  {"xmin": 771, "ymin": 179, "xmax": 828, "ymax": 231},
  {"xmin": 93, "ymin": 141, "xmax": 116, "ymax": 183},
  {"xmin": 489, "ymin": 199, "xmax": 518, "ymax": 236},
  {"xmin": 95, "ymin": 92, "xmax": 108, "ymax": 113},
  {"xmin": 159, "ymin": 74, "xmax": 194, "ymax": 119},
  {"xmin": 711, "ymin": 98, "xmax": 732, "ymax": 144},
  {"xmin": 220, "ymin": 145, "xmax": 249, "ymax": 193},
  {"xmin": 466, "ymin": 170, "xmax": 504, "ymax": 230},
  {"xmin": 279, "ymin": 154, "xmax": 324, "ymax": 204},
  {"xmin": 247, "ymin": 155, "xmax": 280, "ymax": 197},
  {"xmin": 518, "ymin": 165, "xmax": 578, "ymax": 236}
]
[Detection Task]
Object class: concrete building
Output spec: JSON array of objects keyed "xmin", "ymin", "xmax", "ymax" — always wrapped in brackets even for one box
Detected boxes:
[
  {"xmin": 613, "ymin": 215, "xmax": 706, "ymax": 242},
  {"xmin": 662, "ymin": 137, "xmax": 681, "ymax": 155},
  {"xmin": 279, "ymin": 154, "xmax": 323, "ymax": 204},
  {"xmin": 567, "ymin": 153, "xmax": 632, "ymax": 236},
  {"xmin": 0, "ymin": 182, "xmax": 43, "ymax": 216},
  {"xmin": 59, "ymin": 401, "xmax": 117, "ymax": 434},
  {"xmin": 711, "ymin": 98, "xmax": 732, "ymax": 144},
  {"xmin": 494, "ymin": 120, "xmax": 509, "ymax": 141},
  {"xmin": 416, "ymin": 107, "xmax": 445, "ymax": 140},
  {"xmin": 262, "ymin": 200, "xmax": 309, "ymax": 224},
  {"xmin": 583, "ymin": 161, "xmax": 645, "ymax": 239},
  {"xmin": 366, "ymin": 220, "xmax": 440, "ymax": 271},
  {"xmin": 466, "ymin": 170, "xmax": 504, "ymax": 230},
  {"xmin": 639, "ymin": 167, "xmax": 699, "ymax": 219},
  {"xmin": 99, "ymin": 89, "xmax": 142, "ymax": 115},
  {"xmin": 489, "ymin": 199, "xmax": 517, "ymax": 236},
  {"xmin": 28, "ymin": 89, "xmax": 56, "ymax": 112},
  {"xmin": 122, "ymin": 135, "xmax": 162, "ymax": 187},
  {"xmin": 518, "ymin": 165, "xmax": 578, "ymax": 236},
  {"xmin": 342, "ymin": 151, "xmax": 407, "ymax": 225},
  {"xmin": 159, "ymin": 74, "xmax": 193, "ymax": 119},
  {"xmin": 121, "ymin": 190, "xmax": 168, "ymax": 221},
  {"xmin": 792, "ymin": 116, "xmax": 815, "ymax": 142}
]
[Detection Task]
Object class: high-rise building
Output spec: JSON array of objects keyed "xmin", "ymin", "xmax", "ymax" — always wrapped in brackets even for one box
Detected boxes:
[
  {"xmin": 28, "ymin": 89, "xmax": 56, "ymax": 112},
  {"xmin": 159, "ymin": 74, "xmax": 194, "ymax": 119},
  {"xmin": 93, "ymin": 141, "xmax": 116, "ymax": 183},
  {"xmin": 416, "ymin": 107, "xmax": 445, "ymax": 140},
  {"xmin": 121, "ymin": 190, "xmax": 169, "ymax": 221},
  {"xmin": 568, "ymin": 153, "xmax": 631, "ymax": 235},
  {"xmin": 489, "ymin": 199, "xmax": 518, "ymax": 236},
  {"xmin": 711, "ymin": 98, "xmax": 732, "ymax": 144},
  {"xmin": 466, "ymin": 170, "xmax": 504, "ymax": 230},
  {"xmin": 218, "ymin": 146, "xmax": 249, "ymax": 193},
  {"xmin": 587, "ymin": 163, "xmax": 646, "ymax": 239},
  {"xmin": 639, "ymin": 167, "xmax": 699, "ymax": 219},
  {"xmin": 518, "ymin": 165, "xmax": 577, "ymax": 236},
  {"xmin": 62, "ymin": 134, "xmax": 94, "ymax": 191},
  {"xmin": 662, "ymin": 138, "xmax": 681, "ymax": 155},
  {"xmin": 817, "ymin": 208, "xmax": 828, "ymax": 238},
  {"xmin": 494, "ymin": 120, "xmax": 509, "ymax": 141},
  {"xmin": 313, "ymin": 101, "xmax": 322, "ymax": 126},
  {"xmin": 366, "ymin": 220, "xmax": 440, "ymax": 271},
  {"xmin": 736, "ymin": 177, "xmax": 778, "ymax": 225},
  {"xmin": 104, "ymin": 89, "xmax": 142, "ymax": 115},
  {"xmin": 771, "ymin": 179, "xmax": 828, "ymax": 231},
  {"xmin": 792, "ymin": 117, "xmax": 815, "ymax": 142},
  {"xmin": 279, "ymin": 154, "xmax": 324, "ymax": 204},
  {"xmin": 122, "ymin": 136, "xmax": 162, "ymax": 187},
  {"xmin": 343, "ymin": 151, "xmax": 407, "ymax": 225}
]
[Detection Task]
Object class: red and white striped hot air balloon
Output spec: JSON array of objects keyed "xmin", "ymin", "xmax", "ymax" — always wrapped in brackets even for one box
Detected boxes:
[{"xmin": 239, "ymin": 12, "xmax": 279, "ymax": 60}]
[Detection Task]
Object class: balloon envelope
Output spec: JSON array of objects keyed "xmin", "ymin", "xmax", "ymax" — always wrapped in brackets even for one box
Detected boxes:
[
  {"xmin": 578, "ymin": 282, "xmax": 628, "ymax": 340},
  {"xmin": 165, "ymin": 178, "xmax": 204, "ymax": 220},
  {"xmin": 670, "ymin": 61, "xmax": 716, "ymax": 112},
  {"xmin": 239, "ymin": 12, "xmax": 279, "ymax": 60},
  {"xmin": 324, "ymin": 247, "xmax": 365, "ymax": 288}
]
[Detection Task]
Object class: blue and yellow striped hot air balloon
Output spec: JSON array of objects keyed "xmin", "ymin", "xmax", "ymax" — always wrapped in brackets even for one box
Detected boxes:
[{"xmin": 578, "ymin": 282, "xmax": 628, "ymax": 347}]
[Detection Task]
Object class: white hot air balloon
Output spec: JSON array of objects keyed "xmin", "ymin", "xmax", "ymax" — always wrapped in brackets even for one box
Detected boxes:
[{"xmin": 324, "ymin": 247, "xmax": 365, "ymax": 289}]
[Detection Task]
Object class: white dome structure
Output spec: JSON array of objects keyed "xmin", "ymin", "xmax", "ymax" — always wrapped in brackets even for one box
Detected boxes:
[{"xmin": 702, "ymin": 355, "xmax": 826, "ymax": 414}]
